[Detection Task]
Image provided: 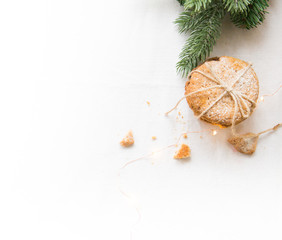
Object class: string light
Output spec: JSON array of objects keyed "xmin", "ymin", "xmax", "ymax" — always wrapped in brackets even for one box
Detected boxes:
[
  {"xmin": 118, "ymin": 144, "xmax": 176, "ymax": 240},
  {"xmin": 117, "ymin": 174, "xmax": 141, "ymax": 240},
  {"xmin": 258, "ymin": 96, "xmax": 264, "ymax": 103},
  {"xmin": 258, "ymin": 84, "xmax": 282, "ymax": 103},
  {"xmin": 212, "ymin": 130, "xmax": 218, "ymax": 136},
  {"xmin": 117, "ymin": 82, "xmax": 282, "ymax": 239}
]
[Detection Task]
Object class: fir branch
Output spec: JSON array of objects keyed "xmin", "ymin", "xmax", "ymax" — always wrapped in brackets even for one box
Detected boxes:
[
  {"xmin": 176, "ymin": 2, "xmax": 225, "ymax": 77},
  {"xmin": 177, "ymin": 0, "xmax": 186, "ymax": 6},
  {"xmin": 174, "ymin": 11, "xmax": 199, "ymax": 34},
  {"xmin": 174, "ymin": 0, "xmax": 270, "ymax": 77},
  {"xmin": 223, "ymin": 0, "xmax": 251, "ymax": 13},
  {"xmin": 230, "ymin": 0, "xmax": 269, "ymax": 29},
  {"xmin": 184, "ymin": 0, "xmax": 213, "ymax": 11}
]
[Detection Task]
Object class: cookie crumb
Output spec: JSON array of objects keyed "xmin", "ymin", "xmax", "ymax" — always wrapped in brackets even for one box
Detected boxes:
[
  {"xmin": 174, "ymin": 144, "xmax": 191, "ymax": 159},
  {"xmin": 146, "ymin": 101, "xmax": 150, "ymax": 106},
  {"xmin": 228, "ymin": 133, "xmax": 258, "ymax": 154},
  {"xmin": 120, "ymin": 131, "xmax": 134, "ymax": 147},
  {"xmin": 183, "ymin": 133, "xmax": 188, "ymax": 139},
  {"xmin": 152, "ymin": 136, "xmax": 157, "ymax": 140}
]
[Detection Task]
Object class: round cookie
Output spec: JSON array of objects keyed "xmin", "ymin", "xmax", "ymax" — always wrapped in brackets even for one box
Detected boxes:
[{"xmin": 185, "ymin": 56, "xmax": 259, "ymax": 127}]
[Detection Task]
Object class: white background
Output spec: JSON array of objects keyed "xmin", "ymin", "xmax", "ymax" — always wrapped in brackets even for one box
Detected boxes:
[{"xmin": 0, "ymin": 0, "xmax": 281, "ymax": 239}]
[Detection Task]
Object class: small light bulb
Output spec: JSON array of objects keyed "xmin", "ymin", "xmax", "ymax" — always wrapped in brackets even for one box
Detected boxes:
[{"xmin": 212, "ymin": 130, "xmax": 217, "ymax": 136}]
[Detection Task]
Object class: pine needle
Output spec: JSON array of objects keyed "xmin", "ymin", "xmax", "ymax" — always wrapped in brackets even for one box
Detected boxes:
[
  {"xmin": 176, "ymin": 2, "xmax": 225, "ymax": 77},
  {"xmin": 174, "ymin": 11, "xmax": 199, "ymax": 34},
  {"xmin": 223, "ymin": 0, "xmax": 251, "ymax": 14},
  {"xmin": 184, "ymin": 0, "xmax": 213, "ymax": 11},
  {"xmin": 174, "ymin": 0, "xmax": 270, "ymax": 77},
  {"xmin": 177, "ymin": 0, "xmax": 186, "ymax": 5},
  {"xmin": 230, "ymin": 0, "xmax": 269, "ymax": 29}
]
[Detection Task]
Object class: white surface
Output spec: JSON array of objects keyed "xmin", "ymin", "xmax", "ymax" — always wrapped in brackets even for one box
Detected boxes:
[{"xmin": 0, "ymin": 0, "xmax": 281, "ymax": 239}]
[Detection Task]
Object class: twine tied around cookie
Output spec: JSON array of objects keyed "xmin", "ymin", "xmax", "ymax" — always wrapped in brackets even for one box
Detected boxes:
[{"xmin": 165, "ymin": 62, "xmax": 256, "ymax": 135}]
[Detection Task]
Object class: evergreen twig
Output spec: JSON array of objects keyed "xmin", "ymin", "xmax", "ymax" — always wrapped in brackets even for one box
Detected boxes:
[
  {"xmin": 223, "ymin": 0, "xmax": 251, "ymax": 13},
  {"xmin": 230, "ymin": 0, "xmax": 269, "ymax": 29},
  {"xmin": 177, "ymin": 0, "xmax": 186, "ymax": 5},
  {"xmin": 174, "ymin": 11, "xmax": 199, "ymax": 34},
  {"xmin": 174, "ymin": 0, "xmax": 270, "ymax": 77},
  {"xmin": 176, "ymin": 2, "xmax": 225, "ymax": 77},
  {"xmin": 184, "ymin": 0, "xmax": 213, "ymax": 11}
]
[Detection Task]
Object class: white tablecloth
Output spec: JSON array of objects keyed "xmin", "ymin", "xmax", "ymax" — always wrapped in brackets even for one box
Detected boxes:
[{"xmin": 0, "ymin": 0, "xmax": 281, "ymax": 239}]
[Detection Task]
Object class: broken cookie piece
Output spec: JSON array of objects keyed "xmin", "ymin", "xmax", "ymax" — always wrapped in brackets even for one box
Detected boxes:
[
  {"xmin": 174, "ymin": 144, "xmax": 191, "ymax": 159},
  {"xmin": 228, "ymin": 133, "xmax": 259, "ymax": 155},
  {"xmin": 120, "ymin": 131, "xmax": 134, "ymax": 147}
]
